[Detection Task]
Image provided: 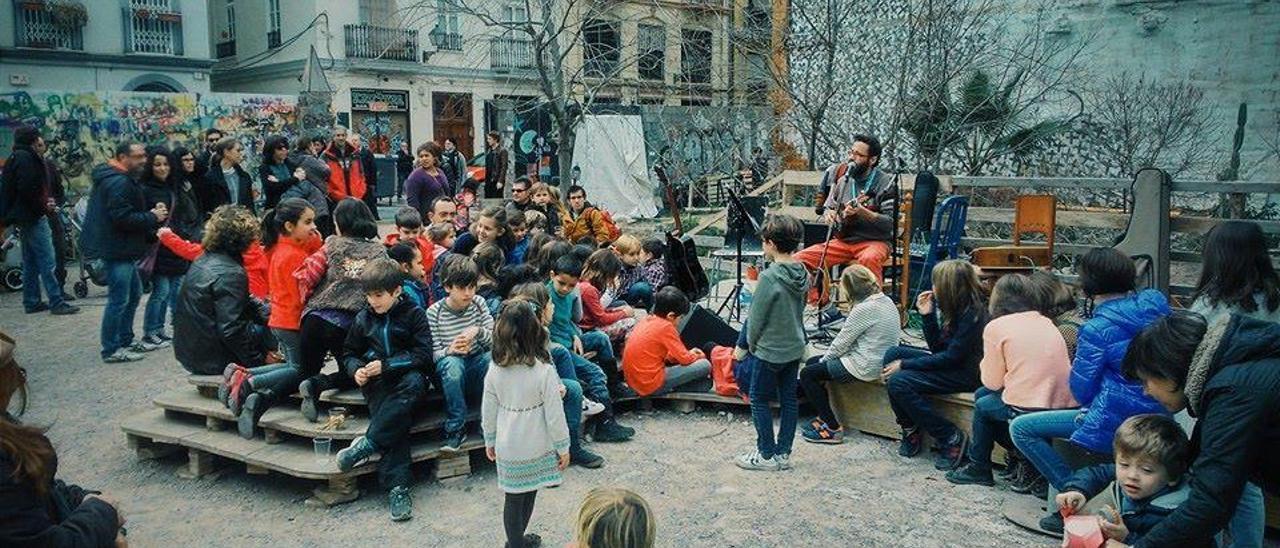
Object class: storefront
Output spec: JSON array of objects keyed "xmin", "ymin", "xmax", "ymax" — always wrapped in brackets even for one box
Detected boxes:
[{"xmin": 349, "ymin": 88, "xmax": 410, "ymax": 155}]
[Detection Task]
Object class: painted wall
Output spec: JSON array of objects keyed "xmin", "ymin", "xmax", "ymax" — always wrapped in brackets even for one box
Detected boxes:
[{"xmin": 0, "ymin": 90, "xmax": 297, "ymax": 194}]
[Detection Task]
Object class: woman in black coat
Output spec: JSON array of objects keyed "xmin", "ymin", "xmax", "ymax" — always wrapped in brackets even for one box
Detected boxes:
[
  {"xmin": 1120, "ymin": 311, "xmax": 1280, "ymax": 547},
  {"xmin": 139, "ymin": 146, "xmax": 194, "ymax": 349},
  {"xmin": 198, "ymin": 138, "xmax": 255, "ymax": 216},
  {"xmin": 172, "ymin": 206, "xmax": 269, "ymax": 375},
  {"xmin": 0, "ymin": 331, "xmax": 125, "ymax": 547},
  {"xmin": 258, "ymin": 134, "xmax": 306, "ymax": 210}
]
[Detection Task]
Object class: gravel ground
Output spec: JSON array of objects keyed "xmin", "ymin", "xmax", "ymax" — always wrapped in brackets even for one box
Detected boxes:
[{"xmin": 1, "ymin": 285, "xmax": 1050, "ymax": 548}]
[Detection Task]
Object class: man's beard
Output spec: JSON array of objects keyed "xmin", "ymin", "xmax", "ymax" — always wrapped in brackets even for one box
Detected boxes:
[{"xmin": 850, "ymin": 160, "xmax": 870, "ymax": 180}]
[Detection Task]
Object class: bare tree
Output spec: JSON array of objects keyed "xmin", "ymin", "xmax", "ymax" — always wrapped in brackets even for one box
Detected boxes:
[
  {"xmin": 1087, "ymin": 71, "xmax": 1217, "ymax": 179},
  {"xmin": 406, "ymin": 0, "xmax": 698, "ymax": 184},
  {"xmin": 900, "ymin": 0, "xmax": 1091, "ymax": 175}
]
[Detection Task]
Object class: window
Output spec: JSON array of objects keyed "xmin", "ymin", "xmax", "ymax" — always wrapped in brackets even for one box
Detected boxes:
[
  {"xmin": 268, "ymin": 0, "xmax": 281, "ymax": 34},
  {"xmin": 359, "ymin": 0, "xmax": 395, "ymax": 25},
  {"xmin": 637, "ymin": 24, "xmax": 665, "ymax": 82},
  {"xmin": 680, "ymin": 29, "xmax": 712, "ymax": 84},
  {"xmin": 434, "ymin": 0, "xmax": 462, "ymax": 51},
  {"xmin": 267, "ymin": 0, "xmax": 282, "ymax": 47},
  {"xmin": 225, "ymin": 0, "xmax": 236, "ymax": 41},
  {"xmin": 502, "ymin": 4, "xmax": 529, "ymax": 24},
  {"xmin": 583, "ymin": 19, "xmax": 619, "ymax": 78}
]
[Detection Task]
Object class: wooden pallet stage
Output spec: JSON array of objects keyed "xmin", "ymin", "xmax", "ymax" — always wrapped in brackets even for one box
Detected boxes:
[{"xmin": 122, "ymin": 377, "xmax": 483, "ymax": 507}]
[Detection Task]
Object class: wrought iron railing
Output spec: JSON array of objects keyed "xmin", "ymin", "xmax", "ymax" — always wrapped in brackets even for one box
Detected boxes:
[
  {"xmin": 267, "ymin": 29, "xmax": 281, "ymax": 48},
  {"xmin": 490, "ymin": 37, "xmax": 534, "ymax": 72},
  {"xmin": 122, "ymin": 0, "xmax": 184, "ymax": 56},
  {"xmin": 215, "ymin": 40, "xmax": 235, "ymax": 58},
  {"xmin": 344, "ymin": 23, "xmax": 418, "ymax": 62},
  {"xmin": 13, "ymin": 0, "xmax": 85, "ymax": 50}
]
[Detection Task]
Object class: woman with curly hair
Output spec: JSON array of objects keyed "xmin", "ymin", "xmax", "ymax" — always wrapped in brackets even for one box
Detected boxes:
[{"xmin": 172, "ymin": 205, "xmax": 272, "ymax": 375}]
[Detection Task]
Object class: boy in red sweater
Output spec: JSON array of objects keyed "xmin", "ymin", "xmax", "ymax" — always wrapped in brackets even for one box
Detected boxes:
[
  {"xmin": 384, "ymin": 207, "xmax": 435, "ymax": 279},
  {"xmin": 621, "ymin": 286, "xmax": 710, "ymax": 397}
]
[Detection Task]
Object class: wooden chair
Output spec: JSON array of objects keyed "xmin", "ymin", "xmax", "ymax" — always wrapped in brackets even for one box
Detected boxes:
[{"xmin": 970, "ymin": 194, "xmax": 1056, "ymax": 271}]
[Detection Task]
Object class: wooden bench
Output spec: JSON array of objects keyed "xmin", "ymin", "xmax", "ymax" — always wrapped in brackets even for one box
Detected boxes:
[{"xmin": 827, "ymin": 378, "xmax": 1007, "ymax": 463}]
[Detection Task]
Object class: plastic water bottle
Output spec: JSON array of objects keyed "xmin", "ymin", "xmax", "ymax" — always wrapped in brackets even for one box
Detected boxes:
[{"xmin": 739, "ymin": 286, "xmax": 753, "ymax": 310}]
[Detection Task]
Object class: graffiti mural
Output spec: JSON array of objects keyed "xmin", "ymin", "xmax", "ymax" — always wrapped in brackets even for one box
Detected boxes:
[
  {"xmin": 0, "ymin": 90, "xmax": 298, "ymax": 194},
  {"xmin": 639, "ymin": 106, "xmax": 774, "ymax": 205}
]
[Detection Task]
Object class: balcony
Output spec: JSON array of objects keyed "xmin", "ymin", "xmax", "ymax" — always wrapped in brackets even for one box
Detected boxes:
[
  {"xmin": 267, "ymin": 29, "xmax": 281, "ymax": 48},
  {"xmin": 344, "ymin": 23, "xmax": 419, "ymax": 62},
  {"xmin": 13, "ymin": 0, "xmax": 85, "ymax": 50},
  {"xmin": 215, "ymin": 40, "xmax": 235, "ymax": 58},
  {"xmin": 431, "ymin": 30, "xmax": 462, "ymax": 52},
  {"xmin": 490, "ymin": 37, "xmax": 534, "ymax": 72},
  {"xmin": 123, "ymin": 0, "xmax": 184, "ymax": 56}
]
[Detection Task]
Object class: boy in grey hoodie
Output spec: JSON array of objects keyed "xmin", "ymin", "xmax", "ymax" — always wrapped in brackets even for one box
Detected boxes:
[{"xmin": 736, "ymin": 214, "xmax": 810, "ymax": 472}]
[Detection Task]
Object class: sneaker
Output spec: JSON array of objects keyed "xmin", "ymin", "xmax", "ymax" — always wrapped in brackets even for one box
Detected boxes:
[
  {"xmin": 60, "ymin": 292, "xmax": 76, "ymax": 302},
  {"xmin": 802, "ymin": 423, "xmax": 845, "ymax": 445},
  {"xmin": 237, "ymin": 392, "xmax": 268, "ymax": 440},
  {"xmin": 102, "ymin": 349, "xmax": 144, "ymax": 363},
  {"xmin": 141, "ymin": 334, "xmax": 170, "ymax": 348},
  {"xmin": 615, "ymin": 421, "xmax": 636, "ymax": 438},
  {"xmin": 582, "ymin": 398, "xmax": 605, "ymax": 417},
  {"xmin": 388, "ymin": 485, "xmax": 413, "ymax": 522},
  {"xmin": 520, "ymin": 533, "xmax": 543, "ymax": 547},
  {"xmin": 336, "ymin": 436, "xmax": 380, "ymax": 472},
  {"xmin": 592, "ymin": 419, "xmax": 634, "ymax": 443},
  {"xmin": 997, "ymin": 455, "xmax": 1025, "ymax": 482},
  {"xmin": 298, "ymin": 378, "xmax": 321, "ymax": 423},
  {"xmin": 775, "ymin": 453, "xmax": 793, "ymax": 470},
  {"xmin": 130, "ymin": 339, "xmax": 164, "ymax": 353},
  {"xmin": 570, "ymin": 447, "xmax": 605, "ymax": 469},
  {"xmin": 24, "ymin": 303, "xmax": 49, "ymax": 314},
  {"xmin": 217, "ymin": 363, "xmax": 244, "ymax": 406},
  {"xmin": 1010, "ymin": 467, "xmax": 1043, "ymax": 494},
  {"xmin": 898, "ymin": 427, "xmax": 923, "ymax": 457},
  {"xmin": 1038, "ymin": 511, "xmax": 1064, "ymax": 534},
  {"xmin": 226, "ymin": 370, "xmax": 252, "ymax": 415},
  {"xmin": 945, "ymin": 462, "xmax": 995, "ymax": 486},
  {"xmin": 155, "ymin": 331, "xmax": 173, "ymax": 342},
  {"xmin": 934, "ymin": 431, "xmax": 968, "ymax": 471},
  {"xmin": 1029, "ymin": 476, "xmax": 1049, "ymax": 500},
  {"xmin": 802, "ymin": 417, "xmax": 824, "ymax": 435},
  {"xmin": 734, "ymin": 451, "xmax": 780, "ymax": 471},
  {"xmin": 441, "ymin": 430, "xmax": 466, "ymax": 453},
  {"xmin": 49, "ymin": 303, "xmax": 80, "ymax": 315}
]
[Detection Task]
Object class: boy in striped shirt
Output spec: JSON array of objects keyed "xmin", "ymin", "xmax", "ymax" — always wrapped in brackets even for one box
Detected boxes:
[{"xmin": 426, "ymin": 256, "xmax": 494, "ymax": 452}]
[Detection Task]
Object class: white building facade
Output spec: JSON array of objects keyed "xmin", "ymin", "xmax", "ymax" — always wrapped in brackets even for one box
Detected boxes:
[{"xmin": 0, "ymin": 0, "xmax": 214, "ymax": 93}]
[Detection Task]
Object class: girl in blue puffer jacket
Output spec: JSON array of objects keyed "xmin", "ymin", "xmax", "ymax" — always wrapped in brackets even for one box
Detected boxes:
[{"xmin": 1009, "ymin": 248, "xmax": 1170, "ymax": 533}]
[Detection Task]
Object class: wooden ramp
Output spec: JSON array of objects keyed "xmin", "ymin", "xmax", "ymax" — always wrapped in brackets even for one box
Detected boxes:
[{"xmin": 122, "ymin": 375, "xmax": 483, "ymax": 507}]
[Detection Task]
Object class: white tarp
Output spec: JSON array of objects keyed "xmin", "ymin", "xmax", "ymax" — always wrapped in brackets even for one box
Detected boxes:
[{"xmin": 572, "ymin": 114, "xmax": 659, "ymax": 220}]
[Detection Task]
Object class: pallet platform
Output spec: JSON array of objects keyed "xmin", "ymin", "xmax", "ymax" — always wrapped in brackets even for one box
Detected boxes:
[
  {"xmin": 615, "ymin": 390, "xmax": 789, "ymax": 413},
  {"xmin": 124, "ymin": 375, "xmax": 485, "ymax": 507}
]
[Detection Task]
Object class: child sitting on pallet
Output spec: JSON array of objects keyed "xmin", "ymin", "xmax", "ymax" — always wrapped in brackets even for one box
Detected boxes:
[
  {"xmin": 578, "ymin": 249, "xmax": 639, "ymax": 344},
  {"xmin": 426, "ymin": 256, "xmax": 494, "ymax": 454},
  {"xmin": 619, "ymin": 286, "xmax": 710, "ymax": 397},
  {"xmin": 335, "ymin": 259, "xmax": 434, "ymax": 522},
  {"xmin": 799, "ymin": 264, "xmax": 900, "ymax": 445}
]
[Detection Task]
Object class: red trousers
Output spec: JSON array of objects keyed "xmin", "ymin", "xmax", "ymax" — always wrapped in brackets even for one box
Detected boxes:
[{"xmin": 795, "ymin": 239, "xmax": 890, "ymax": 303}]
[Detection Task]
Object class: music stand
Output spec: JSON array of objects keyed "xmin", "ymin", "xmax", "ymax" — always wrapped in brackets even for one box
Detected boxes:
[{"xmin": 715, "ymin": 183, "xmax": 762, "ymax": 323}]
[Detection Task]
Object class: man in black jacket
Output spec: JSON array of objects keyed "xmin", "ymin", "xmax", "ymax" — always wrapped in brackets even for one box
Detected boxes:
[
  {"xmin": 1122, "ymin": 311, "xmax": 1280, "ymax": 547},
  {"xmin": 351, "ymin": 133, "xmax": 380, "ymax": 220},
  {"xmin": 82, "ymin": 141, "xmax": 167, "ymax": 363},
  {"xmin": 483, "ymin": 131, "xmax": 508, "ymax": 200},
  {"xmin": 193, "ymin": 127, "xmax": 223, "ymax": 178},
  {"xmin": 0, "ymin": 126, "xmax": 78, "ymax": 315}
]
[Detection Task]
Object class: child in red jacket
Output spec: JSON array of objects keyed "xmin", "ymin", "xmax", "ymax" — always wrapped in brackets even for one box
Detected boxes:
[
  {"xmin": 577, "ymin": 249, "xmax": 638, "ymax": 344},
  {"xmin": 383, "ymin": 207, "xmax": 435, "ymax": 280},
  {"xmin": 621, "ymin": 286, "xmax": 710, "ymax": 397},
  {"xmin": 158, "ymin": 227, "xmax": 269, "ymax": 299}
]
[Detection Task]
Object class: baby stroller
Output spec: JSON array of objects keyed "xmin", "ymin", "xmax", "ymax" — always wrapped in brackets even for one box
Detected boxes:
[
  {"xmin": 0, "ymin": 224, "xmax": 22, "ymax": 291},
  {"xmin": 65, "ymin": 198, "xmax": 106, "ymax": 298}
]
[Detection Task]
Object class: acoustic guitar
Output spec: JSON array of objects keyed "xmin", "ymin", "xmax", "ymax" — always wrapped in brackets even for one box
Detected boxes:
[{"xmin": 655, "ymin": 164, "xmax": 710, "ymax": 301}]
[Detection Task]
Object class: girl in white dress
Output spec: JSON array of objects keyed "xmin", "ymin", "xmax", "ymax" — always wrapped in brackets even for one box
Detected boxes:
[{"xmin": 482, "ymin": 300, "xmax": 571, "ymax": 548}]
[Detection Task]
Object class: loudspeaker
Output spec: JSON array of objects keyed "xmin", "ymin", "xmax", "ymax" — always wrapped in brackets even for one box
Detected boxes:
[
  {"xmin": 911, "ymin": 171, "xmax": 940, "ymax": 234},
  {"xmin": 677, "ymin": 304, "xmax": 739, "ymax": 349}
]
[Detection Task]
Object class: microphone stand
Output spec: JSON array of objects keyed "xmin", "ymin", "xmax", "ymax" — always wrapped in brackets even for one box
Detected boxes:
[{"xmin": 715, "ymin": 182, "xmax": 760, "ymax": 324}]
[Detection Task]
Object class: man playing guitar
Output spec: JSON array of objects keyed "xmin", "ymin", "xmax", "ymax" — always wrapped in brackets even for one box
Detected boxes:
[{"xmin": 796, "ymin": 134, "xmax": 897, "ymax": 302}]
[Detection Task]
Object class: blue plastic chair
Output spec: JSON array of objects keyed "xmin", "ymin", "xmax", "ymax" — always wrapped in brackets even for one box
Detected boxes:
[{"xmin": 909, "ymin": 195, "xmax": 969, "ymax": 300}]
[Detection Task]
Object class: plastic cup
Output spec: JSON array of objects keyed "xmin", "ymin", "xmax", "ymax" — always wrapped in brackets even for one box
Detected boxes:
[
  {"xmin": 328, "ymin": 407, "xmax": 348, "ymax": 428},
  {"xmin": 313, "ymin": 438, "xmax": 332, "ymax": 463}
]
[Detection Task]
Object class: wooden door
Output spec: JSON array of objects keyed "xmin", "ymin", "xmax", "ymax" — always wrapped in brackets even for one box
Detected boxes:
[{"xmin": 432, "ymin": 92, "xmax": 474, "ymax": 158}]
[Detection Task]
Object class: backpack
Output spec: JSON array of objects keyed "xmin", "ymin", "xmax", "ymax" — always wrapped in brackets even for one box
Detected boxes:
[{"xmin": 588, "ymin": 207, "xmax": 621, "ymax": 242}]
